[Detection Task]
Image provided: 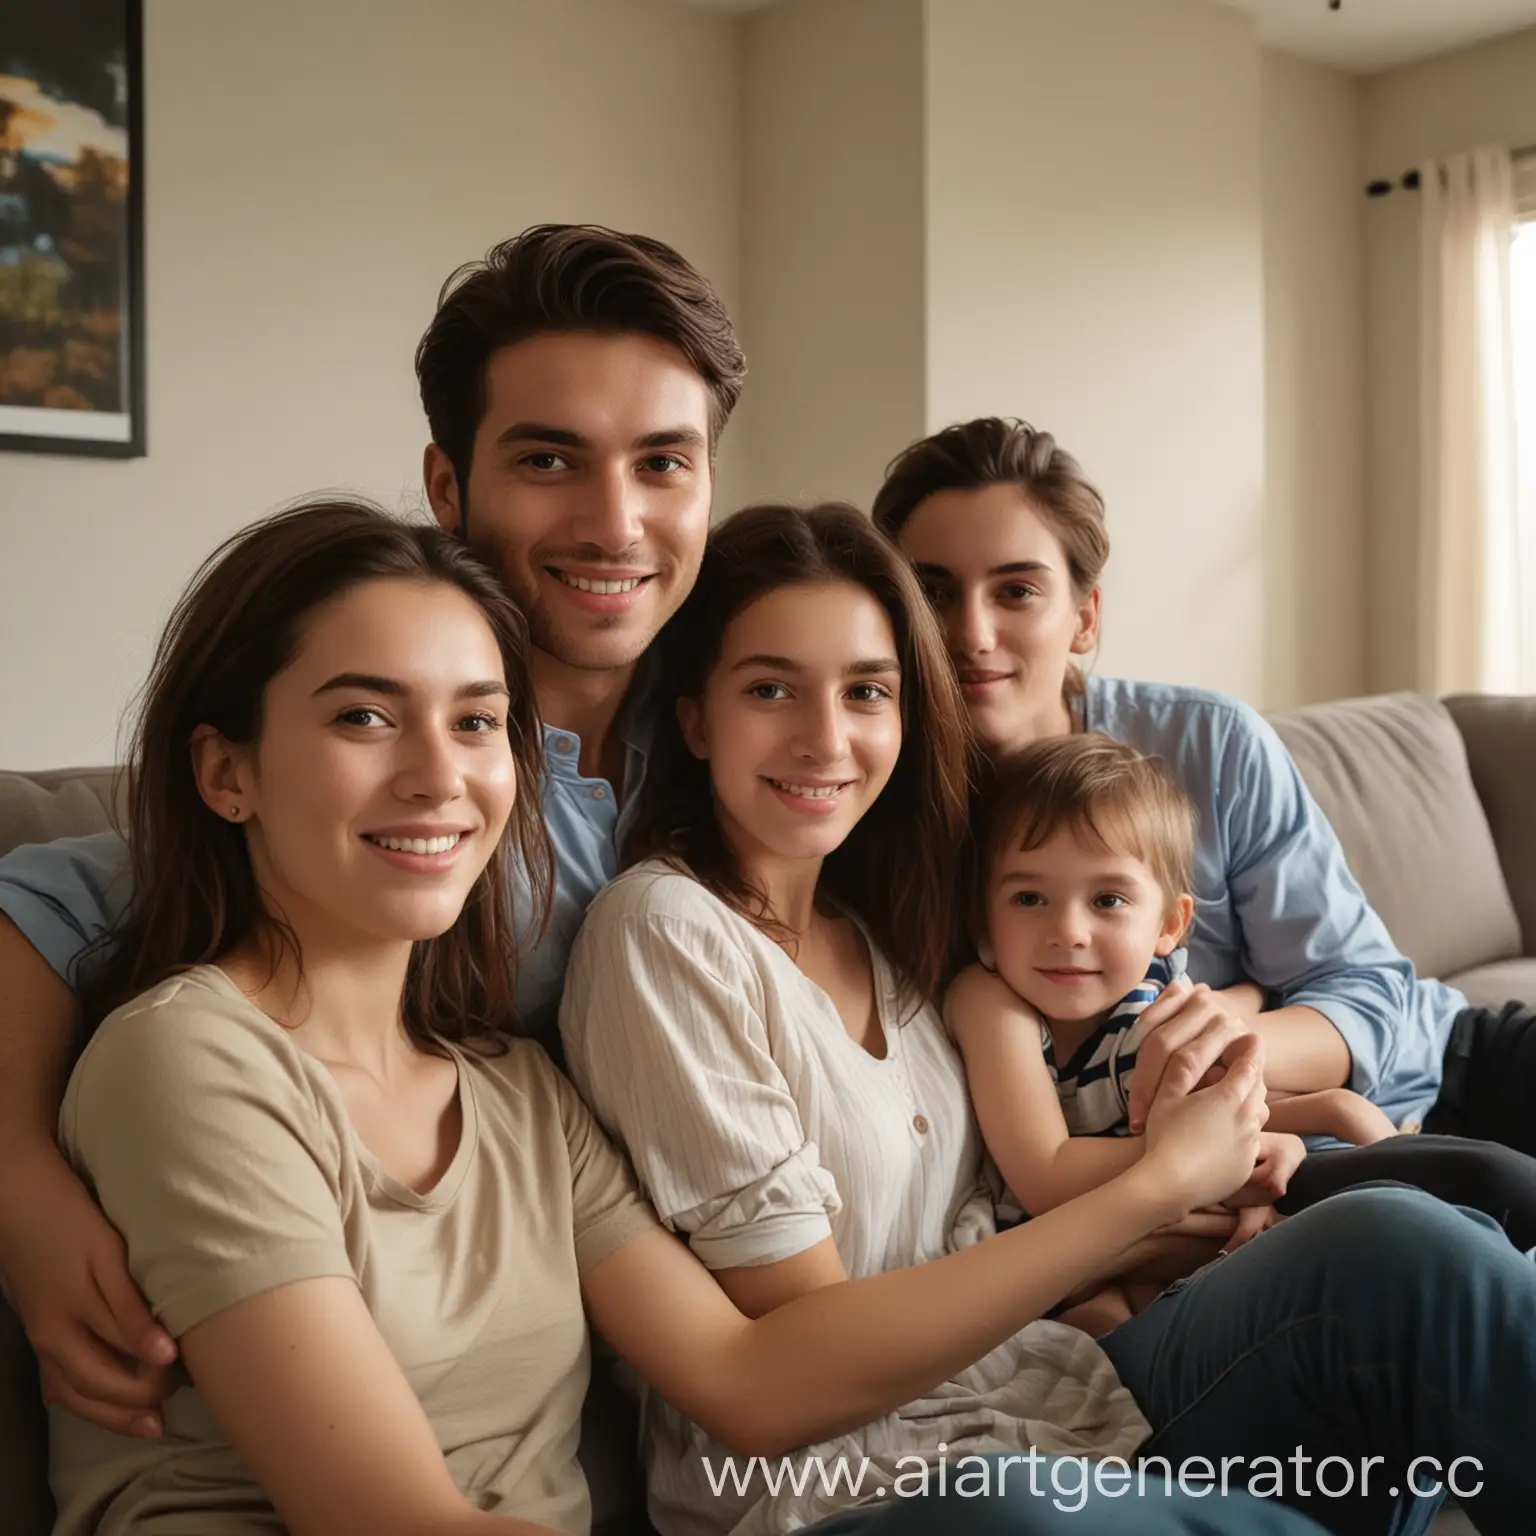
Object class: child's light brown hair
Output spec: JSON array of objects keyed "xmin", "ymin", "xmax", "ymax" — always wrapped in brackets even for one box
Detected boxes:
[{"xmin": 973, "ymin": 734, "xmax": 1197, "ymax": 938}]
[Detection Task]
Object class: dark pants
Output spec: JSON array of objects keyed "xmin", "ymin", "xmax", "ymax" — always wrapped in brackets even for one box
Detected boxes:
[
  {"xmin": 1278, "ymin": 1002, "xmax": 1536, "ymax": 1249},
  {"xmin": 809, "ymin": 1186, "xmax": 1536, "ymax": 1535}
]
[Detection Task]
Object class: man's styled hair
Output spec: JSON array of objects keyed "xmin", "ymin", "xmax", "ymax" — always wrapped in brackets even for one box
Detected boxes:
[
  {"xmin": 414, "ymin": 223, "xmax": 746, "ymax": 499},
  {"xmin": 974, "ymin": 733, "xmax": 1197, "ymax": 929}
]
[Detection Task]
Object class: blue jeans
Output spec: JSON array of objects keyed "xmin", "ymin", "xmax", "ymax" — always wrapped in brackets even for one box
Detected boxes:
[
  {"xmin": 803, "ymin": 1464, "xmax": 1325, "ymax": 1533},
  {"xmin": 806, "ymin": 1186, "xmax": 1536, "ymax": 1535}
]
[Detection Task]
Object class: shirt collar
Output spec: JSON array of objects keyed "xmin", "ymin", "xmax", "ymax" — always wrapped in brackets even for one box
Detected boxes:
[{"xmin": 540, "ymin": 653, "xmax": 660, "ymax": 783}]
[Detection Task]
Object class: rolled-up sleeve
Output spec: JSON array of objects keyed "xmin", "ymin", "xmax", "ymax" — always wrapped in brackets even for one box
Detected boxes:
[
  {"xmin": 1219, "ymin": 708, "xmax": 1416, "ymax": 1101},
  {"xmin": 561, "ymin": 903, "xmax": 841, "ymax": 1271},
  {"xmin": 0, "ymin": 833, "xmax": 132, "ymax": 989}
]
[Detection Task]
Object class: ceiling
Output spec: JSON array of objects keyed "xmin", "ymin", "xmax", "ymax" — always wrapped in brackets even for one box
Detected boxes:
[
  {"xmin": 1217, "ymin": 0, "xmax": 1536, "ymax": 74},
  {"xmin": 684, "ymin": 0, "xmax": 1536, "ymax": 75}
]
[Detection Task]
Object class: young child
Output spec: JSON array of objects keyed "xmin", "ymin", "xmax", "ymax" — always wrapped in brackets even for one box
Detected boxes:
[{"xmin": 946, "ymin": 733, "xmax": 1402, "ymax": 1330}]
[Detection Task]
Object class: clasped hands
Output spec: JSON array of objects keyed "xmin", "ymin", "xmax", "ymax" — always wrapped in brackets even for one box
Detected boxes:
[{"xmin": 1130, "ymin": 976, "xmax": 1299, "ymax": 1252}]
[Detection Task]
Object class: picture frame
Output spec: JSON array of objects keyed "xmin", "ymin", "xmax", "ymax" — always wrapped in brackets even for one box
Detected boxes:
[{"xmin": 0, "ymin": 0, "xmax": 146, "ymax": 458}]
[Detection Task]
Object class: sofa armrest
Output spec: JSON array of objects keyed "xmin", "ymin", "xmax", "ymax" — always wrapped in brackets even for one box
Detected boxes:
[
  {"xmin": 1444, "ymin": 694, "xmax": 1536, "ymax": 955},
  {"xmin": 0, "ymin": 1300, "xmax": 52, "ymax": 1535}
]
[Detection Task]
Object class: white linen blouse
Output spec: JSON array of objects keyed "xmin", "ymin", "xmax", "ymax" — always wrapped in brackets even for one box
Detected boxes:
[{"xmin": 561, "ymin": 859, "xmax": 1151, "ymax": 1536}]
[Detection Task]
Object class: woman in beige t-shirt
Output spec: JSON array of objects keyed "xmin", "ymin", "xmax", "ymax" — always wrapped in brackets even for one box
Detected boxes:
[{"xmin": 52, "ymin": 498, "xmax": 1292, "ymax": 1536}]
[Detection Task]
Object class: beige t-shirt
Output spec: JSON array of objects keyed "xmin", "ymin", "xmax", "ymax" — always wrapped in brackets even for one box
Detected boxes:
[
  {"xmin": 561, "ymin": 862, "xmax": 1152, "ymax": 1536},
  {"xmin": 50, "ymin": 965, "xmax": 657, "ymax": 1536}
]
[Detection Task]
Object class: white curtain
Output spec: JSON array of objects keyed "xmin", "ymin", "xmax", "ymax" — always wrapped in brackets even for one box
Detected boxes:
[{"xmin": 1417, "ymin": 144, "xmax": 1523, "ymax": 694}]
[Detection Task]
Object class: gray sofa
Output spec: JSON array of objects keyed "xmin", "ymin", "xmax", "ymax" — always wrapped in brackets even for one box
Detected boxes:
[{"xmin": 2, "ymin": 689, "xmax": 1531, "ymax": 1534}]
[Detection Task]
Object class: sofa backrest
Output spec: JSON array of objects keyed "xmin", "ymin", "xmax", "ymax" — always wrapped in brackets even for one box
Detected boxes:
[
  {"xmin": 1444, "ymin": 693, "xmax": 1536, "ymax": 954},
  {"xmin": 1267, "ymin": 691, "xmax": 1521, "ymax": 983},
  {"xmin": 0, "ymin": 767, "xmax": 124, "ymax": 857}
]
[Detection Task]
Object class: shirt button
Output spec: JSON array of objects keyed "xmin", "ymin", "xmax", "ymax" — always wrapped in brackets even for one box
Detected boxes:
[
  {"xmin": 591, "ymin": 786, "xmax": 607, "ymax": 800},
  {"xmin": 555, "ymin": 737, "xmax": 575, "ymax": 754},
  {"xmin": 912, "ymin": 1114, "xmax": 929, "ymax": 1134}
]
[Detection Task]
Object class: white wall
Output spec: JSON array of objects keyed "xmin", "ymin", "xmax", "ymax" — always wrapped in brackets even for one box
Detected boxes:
[
  {"xmin": 1260, "ymin": 49, "xmax": 1367, "ymax": 710},
  {"xmin": 0, "ymin": 0, "xmax": 742, "ymax": 769},
  {"xmin": 1362, "ymin": 24, "xmax": 1536, "ymax": 690},
  {"xmin": 925, "ymin": 0, "xmax": 1268, "ymax": 703},
  {"xmin": 739, "ymin": 0, "xmax": 926, "ymax": 510}
]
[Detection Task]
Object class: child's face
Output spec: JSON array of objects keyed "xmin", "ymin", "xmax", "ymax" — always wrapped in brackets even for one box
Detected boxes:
[{"xmin": 985, "ymin": 822, "xmax": 1191, "ymax": 1025}]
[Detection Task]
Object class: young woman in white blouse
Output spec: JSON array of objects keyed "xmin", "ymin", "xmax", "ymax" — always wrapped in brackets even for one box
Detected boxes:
[{"xmin": 561, "ymin": 501, "xmax": 1536, "ymax": 1536}]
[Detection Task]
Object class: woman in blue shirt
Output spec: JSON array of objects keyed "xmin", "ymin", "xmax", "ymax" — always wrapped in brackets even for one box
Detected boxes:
[{"xmin": 874, "ymin": 416, "xmax": 1536, "ymax": 1247}]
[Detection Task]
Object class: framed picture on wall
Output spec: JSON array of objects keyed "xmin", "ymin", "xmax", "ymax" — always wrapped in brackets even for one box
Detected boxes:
[{"xmin": 0, "ymin": 0, "xmax": 145, "ymax": 457}]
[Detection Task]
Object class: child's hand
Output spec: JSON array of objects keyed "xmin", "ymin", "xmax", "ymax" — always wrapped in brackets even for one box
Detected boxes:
[
  {"xmin": 1052, "ymin": 1285, "xmax": 1136, "ymax": 1338},
  {"xmin": 1318, "ymin": 1089, "xmax": 1401, "ymax": 1146},
  {"xmin": 1225, "ymin": 1131, "xmax": 1307, "ymax": 1206},
  {"xmin": 1220, "ymin": 1203, "xmax": 1283, "ymax": 1254}
]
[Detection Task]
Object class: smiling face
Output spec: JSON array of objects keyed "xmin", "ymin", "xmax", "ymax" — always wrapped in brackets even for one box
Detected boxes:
[
  {"xmin": 425, "ymin": 330, "xmax": 714, "ymax": 679},
  {"xmin": 894, "ymin": 483, "xmax": 1100, "ymax": 753},
  {"xmin": 198, "ymin": 577, "xmax": 519, "ymax": 952},
  {"xmin": 680, "ymin": 580, "xmax": 904, "ymax": 876},
  {"xmin": 986, "ymin": 823, "xmax": 1191, "ymax": 1026}
]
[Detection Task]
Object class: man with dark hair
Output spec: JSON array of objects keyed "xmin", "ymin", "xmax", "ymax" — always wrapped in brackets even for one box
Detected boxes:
[{"xmin": 0, "ymin": 223, "xmax": 744, "ymax": 1438}]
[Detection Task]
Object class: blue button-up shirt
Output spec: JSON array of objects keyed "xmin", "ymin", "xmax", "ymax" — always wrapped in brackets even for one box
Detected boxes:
[
  {"xmin": 0, "ymin": 718, "xmax": 650, "ymax": 1051},
  {"xmin": 1085, "ymin": 675, "xmax": 1466, "ymax": 1137},
  {"xmin": 514, "ymin": 716, "xmax": 650, "ymax": 1042}
]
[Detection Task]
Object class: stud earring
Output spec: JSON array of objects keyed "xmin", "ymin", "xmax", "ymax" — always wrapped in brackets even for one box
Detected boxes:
[{"xmin": 228, "ymin": 805, "xmax": 241, "ymax": 820}]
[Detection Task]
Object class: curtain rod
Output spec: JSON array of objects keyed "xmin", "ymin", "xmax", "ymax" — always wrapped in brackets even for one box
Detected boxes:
[{"xmin": 1366, "ymin": 144, "xmax": 1536, "ymax": 198}]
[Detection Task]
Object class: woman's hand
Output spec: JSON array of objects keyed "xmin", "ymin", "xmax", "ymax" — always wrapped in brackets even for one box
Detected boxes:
[
  {"xmin": 1140, "ymin": 1033, "xmax": 1268, "ymax": 1215},
  {"xmin": 1151, "ymin": 1206, "xmax": 1240, "ymax": 1242},
  {"xmin": 0, "ymin": 1148, "xmax": 179, "ymax": 1437},
  {"xmin": 1127, "ymin": 977, "xmax": 1259, "ymax": 1134}
]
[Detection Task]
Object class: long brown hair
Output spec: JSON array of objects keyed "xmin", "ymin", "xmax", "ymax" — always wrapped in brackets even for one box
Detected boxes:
[
  {"xmin": 625, "ymin": 503, "xmax": 974, "ymax": 1003},
  {"xmin": 81, "ymin": 498, "xmax": 553, "ymax": 1049}
]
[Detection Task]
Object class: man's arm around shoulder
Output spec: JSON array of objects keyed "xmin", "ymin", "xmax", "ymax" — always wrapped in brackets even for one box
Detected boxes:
[{"xmin": 0, "ymin": 915, "xmax": 178, "ymax": 1436}]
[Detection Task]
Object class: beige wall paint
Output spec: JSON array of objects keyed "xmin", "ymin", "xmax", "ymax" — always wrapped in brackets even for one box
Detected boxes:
[
  {"xmin": 738, "ymin": 0, "xmax": 926, "ymax": 511},
  {"xmin": 1260, "ymin": 50, "xmax": 1367, "ymax": 710},
  {"xmin": 3, "ymin": 0, "xmax": 1401, "ymax": 772},
  {"xmin": 0, "ymin": 0, "xmax": 742, "ymax": 769},
  {"xmin": 925, "ymin": 0, "xmax": 1268, "ymax": 703},
  {"xmin": 1362, "ymin": 24, "xmax": 1536, "ymax": 689}
]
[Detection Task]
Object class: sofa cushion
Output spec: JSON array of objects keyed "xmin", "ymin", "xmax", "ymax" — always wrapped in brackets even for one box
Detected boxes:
[
  {"xmin": 1444, "ymin": 693, "xmax": 1536, "ymax": 955},
  {"xmin": 1268, "ymin": 692, "xmax": 1521, "ymax": 983},
  {"xmin": 0, "ymin": 768, "xmax": 125, "ymax": 861},
  {"xmin": 1445, "ymin": 957, "xmax": 1536, "ymax": 1012}
]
